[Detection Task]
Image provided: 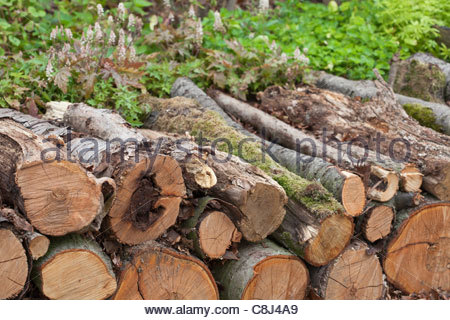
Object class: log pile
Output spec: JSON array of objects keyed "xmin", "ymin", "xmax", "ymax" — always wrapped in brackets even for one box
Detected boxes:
[{"xmin": 0, "ymin": 73, "xmax": 448, "ymax": 300}]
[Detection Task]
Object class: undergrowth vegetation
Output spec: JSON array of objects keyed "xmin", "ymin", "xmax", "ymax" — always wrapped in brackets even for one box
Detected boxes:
[{"xmin": 0, "ymin": 0, "xmax": 448, "ymax": 124}]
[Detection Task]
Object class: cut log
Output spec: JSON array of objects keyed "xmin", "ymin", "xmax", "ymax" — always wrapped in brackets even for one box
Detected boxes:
[
  {"xmin": 26, "ymin": 232, "xmax": 50, "ymax": 260},
  {"xmin": 113, "ymin": 242, "xmax": 219, "ymax": 300},
  {"xmin": 33, "ymin": 234, "xmax": 117, "ymax": 300},
  {"xmin": 272, "ymin": 199, "xmax": 354, "ymax": 266},
  {"xmin": 140, "ymin": 129, "xmax": 288, "ymax": 242},
  {"xmin": 209, "ymin": 89, "xmax": 417, "ymax": 179},
  {"xmin": 0, "ymin": 227, "xmax": 29, "ymax": 299},
  {"xmin": 12, "ymin": 104, "xmax": 186, "ymax": 245},
  {"xmin": 361, "ymin": 205, "xmax": 395, "ymax": 243},
  {"xmin": 146, "ymin": 79, "xmax": 353, "ymax": 265},
  {"xmin": 213, "ymin": 239, "xmax": 309, "ymax": 299},
  {"xmin": 400, "ymin": 164, "xmax": 424, "ymax": 192},
  {"xmin": 252, "ymin": 76, "xmax": 450, "ymax": 200},
  {"xmin": 45, "ymin": 102, "xmax": 288, "ymax": 243},
  {"xmin": 384, "ymin": 202, "xmax": 450, "ymax": 294},
  {"xmin": 304, "ymin": 70, "xmax": 450, "ymax": 136},
  {"xmin": 182, "ymin": 197, "xmax": 242, "ymax": 259},
  {"xmin": 368, "ymin": 166, "xmax": 399, "ymax": 202},
  {"xmin": 310, "ymin": 240, "xmax": 385, "ymax": 299},
  {"xmin": 0, "ymin": 118, "xmax": 110, "ymax": 235}
]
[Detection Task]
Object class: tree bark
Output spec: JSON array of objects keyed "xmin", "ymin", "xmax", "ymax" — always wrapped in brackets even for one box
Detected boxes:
[
  {"xmin": 309, "ymin": 240, "xmax": 385, "ymax": 299},
  {"xmin": 256, "ymin": 75, "xmax": 449, "ymax": 200},
  {"xmin": 140, "ymin": 130, "xmax": 288, "ymax": 242},
  {"xmin": 0, "ymin": 118, "xmax": 110, "ymax": 236},
  {"xmin": 384, "ymin": 202, "xmax": 450, "ymax": 294},
  {"xmin": 210, "ymin": 89, "xmax": 367, "ymax": 216},
  {"xmin": 43, "ymin": 102, "xmax": 288, "ymax": 243},
  {"xmin": 304, "ymin": 70, "xmax": 450, "ymax": 135},
  {"xmin": 213, "ymin": 239, "xmax": 309, "ymax": 299},
  {"xmin": 113, "ymin": 241, "xmax": 219, "ymax": 300},
  {"xmin": 152, "ymin": 79, "xmax": 353, "ymax": 265},
  {"xmin": 32, "ymin": 234, "xmax": 117, "ymax": 300}
]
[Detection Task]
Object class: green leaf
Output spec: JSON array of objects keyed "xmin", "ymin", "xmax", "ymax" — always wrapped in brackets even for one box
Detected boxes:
[{"xmin": 8, "ymin": 35, "xmax": 21, "ymax": 47}]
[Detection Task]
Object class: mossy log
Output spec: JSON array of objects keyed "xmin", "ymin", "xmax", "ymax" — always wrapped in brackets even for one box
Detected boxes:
[
  {"xmin": 43, "ymin": 103, "xmax": 287, "ymax": 242},
  {"xmin": 384, "ymin": 202, "xmax": 450, "ymax": 295},
  {"xmin": 33, "ymin": 234, "xmax": 117, "ymax": 300},
  {"xmin": 257, "ymin": 74, "xmax": 450, "ymax": 200},
  {"xmin": 210, "ymin": 88, "xmax": 422, "ymax": 187},
  {"xmin": 309, "ymin": 240, "xmax": 385, "ymax": 299},
  {"xmin": 0, "ymin": 118, "xmax": 110, "ymax": 236},
  {"xmin": 210, "ymin": 88, "xmax": 366, "ymax": 216},
  {"xmin": 143, "ymin": 79, "xmax": 353, "ymax": 266},
  {"xmin": 140, "ymin": 130, "xmax": 288, "ymax": 242},
  {"xmin": 113, "ymin": 241, "xmax": 219, "ymax": 300},
  {"xmin": 213, "ymin": 239, "xmax": 309, "ymax": 299},
  {"xmin": 0, "ymin": 226, "xmax": 29, "ymax": 299}
]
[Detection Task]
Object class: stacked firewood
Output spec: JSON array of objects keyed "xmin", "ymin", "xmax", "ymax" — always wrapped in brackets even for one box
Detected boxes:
[{"xmin": 0, "ymin": 74, "xmax": 448, "ymax": 300}]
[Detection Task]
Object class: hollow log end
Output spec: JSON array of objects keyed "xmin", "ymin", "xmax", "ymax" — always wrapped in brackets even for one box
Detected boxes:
[
  {"xmin": 384, "ymin": 202, "xmax": 450, "ymax": 294},
  {"xmin": 16, "ymin": 160, "xmax": 104, "ymax": 236},
  {"xmin": 114, "ymin": 247, "xmax": 219, "ymax": 300},
  {"xmin": 109, "ymin": 156, "xmax": 185, "ymax": 245},
  {"xmin": 305, "ymin": 214, "xmax": 354, "ymax": 266},
  {"xmin": 368, "ymin": 166, "xmax": 399, "ymax": 202}
]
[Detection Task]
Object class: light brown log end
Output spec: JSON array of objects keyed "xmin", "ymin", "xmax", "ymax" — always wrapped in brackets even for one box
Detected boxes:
[
  {"xmin": 109, "ymin": 155, "xmax": 186, "ymax": 245},
  {"xmin": 114, "ymin": 246, "xmax": 219, "ymax": 300},
  {"xmin": 17, "ymin": 161, "xmax": 106, "ymax": 236},
  {"xmin": 368, "ymin": 166, "xmax": 399, "ymax": 202},
  {"xmin": 422, "ymin": 162, "xmax": 450, "ymax": 201},
  {"xmin": 242, "ymin": 256, "xmax": 309, "ymax": 300},
  {"xmin": 363, "ymin": 205, "xmax": 394, "ymax": 242},
  {"xmin": 27, "ymin": 232, "xmax": 50, "ymax": 260},
  {"xmin": 0, "ymin": 229, "xmax": 28, "ymax": 299},
  {"xmin": 313, "ymin": 241, "xmax": 384, "ymax": 299},
  {"xmin": 198, "ymin": 211, "xmax": 240, "ymax": 259},
  {"xmin": 341, "ymin": 171, "xmax": 366, "ymax": 216},
  {"xmin": 400, "ymin": 165, "xmax": 423, "ymax": 193},
  {"xmin": 38, "ymin": 250, "xmax": 117, "ymax": 299},
  {"xmin": 384, "ymin": 202, "xmax": 450, "ymax": 294},
  {"xmin": 305, "ymin": 214, "xmax": 354, "ymax": 266}
]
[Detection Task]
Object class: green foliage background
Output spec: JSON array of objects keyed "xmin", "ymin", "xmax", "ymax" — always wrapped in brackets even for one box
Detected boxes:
[{"xmin": 0, "ymin": 0, "xmax": 448, "ymax": 124}]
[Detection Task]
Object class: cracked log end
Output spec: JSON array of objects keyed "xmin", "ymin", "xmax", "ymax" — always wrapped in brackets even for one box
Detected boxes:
[
  {"xmin": 341, "ymin": 172, "xmax": 366, "ymax": 216},
  {"xmin": 368, "ymin": 166, "xmax": 399, "ymax": 202},
  {"xmin": 363, "ymin": 205, "xmax": 395, "ymax": 243},
  {"xmin": 198, "ymin": 210, "xmax": 240, "ymax": 259},
  {"xmin": 0, "ymin": 229, "xmax": 28, "ymax": 299},
  {"xmin": 384, "ymin": 202, "xmax": 450, "ymax": 294},
  {"xmin": 114, "ymin": 245, "xmax": 219, "ymax": 300},
  {"xmin": 17, "ymin": 161, "xmax": 106, "ymax": 236},
  {"xmin": 400, "ymin": 165, "xmax": 423, "ymax": 193},
  {"xmin": 311, "ymin": 241, "xmax": 384, "ymax": 299},
  {"xmin": 305, "ymin": 214, "xmax": 354, "ymax": 267},
  {"xmin": 109, "ymin": 155, "xmax": 186, "ymax": 245}
]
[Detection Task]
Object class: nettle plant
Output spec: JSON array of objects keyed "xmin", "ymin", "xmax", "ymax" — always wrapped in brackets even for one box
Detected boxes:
[{"xmin": 45, "ymin": 3, "xmax": 147, "ymax": 125}]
